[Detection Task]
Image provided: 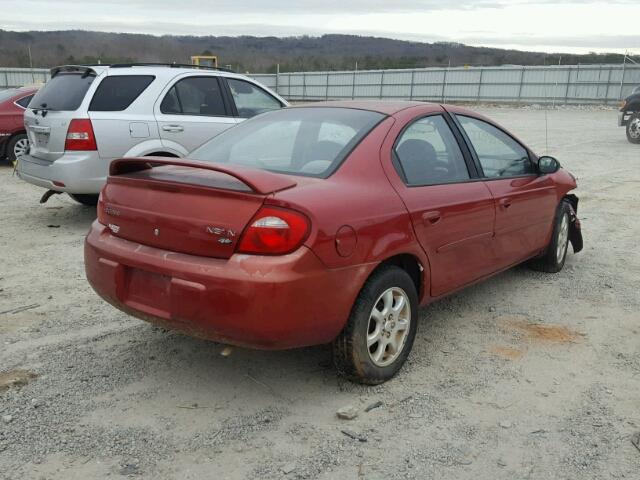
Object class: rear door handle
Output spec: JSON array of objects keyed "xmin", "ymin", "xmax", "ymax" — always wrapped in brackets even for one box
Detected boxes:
[
  {"xmin": 499, "ymin": 198, "xmax": 512, "ymax": 209},
  {"xmin": 422, "ymin": 210, "xmax": 442, "ymax": 225},
  {"xmin": 162, "ymin": 125, "xmax": 184, "ymax": 132}
]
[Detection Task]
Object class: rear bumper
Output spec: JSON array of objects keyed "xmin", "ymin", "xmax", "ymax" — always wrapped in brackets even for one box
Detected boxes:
[
  {"xmin": 618, "ymin": 111, "xmax": 629, "ymax": 127},
  {"xmin": 85, "ymin": 221, "xmax": 373, "ymax": 349},
  {"xmin": 16, "ymin": 152, "xmax": 110, "ymax": 194}
]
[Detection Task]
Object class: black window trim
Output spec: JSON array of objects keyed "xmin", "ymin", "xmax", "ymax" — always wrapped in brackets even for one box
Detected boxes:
[
  {"xmin": 14, "ymin": 94, "xmax": 35, "ymax": 110},
  {"xmin": 160, "ymin": 75, "xmax": 234, "ymax": 118},
  {"xmin": 88, "ymin": 74, "xmax": 156, "ymax": 112},
  {"xmin": 222, "ymin": 76, "xmax": 284, "ymax": 118},
  {"xmin": 451, "ymin": 113, "xmax": 539, "ymax": 181},
  {"xmin": 391, "ymin": 112, "xmax": 481, "ymax": 188}
]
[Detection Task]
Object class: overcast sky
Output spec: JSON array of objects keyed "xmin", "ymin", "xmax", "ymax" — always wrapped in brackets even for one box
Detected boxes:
[{"xmin": 2, "ymin": 0, "xmax": 639, "ymax": 54}]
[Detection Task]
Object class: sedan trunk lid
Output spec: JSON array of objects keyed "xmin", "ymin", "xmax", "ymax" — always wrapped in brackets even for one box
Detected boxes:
[{"xmin": 99, "ymin": 158, "xmax": 297, "ymax": 259}]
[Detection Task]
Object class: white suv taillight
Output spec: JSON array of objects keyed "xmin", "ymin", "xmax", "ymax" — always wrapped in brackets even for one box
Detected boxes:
[{"xmin": 65, "ymin": 119, "xmax": 97, "ymax": 151}]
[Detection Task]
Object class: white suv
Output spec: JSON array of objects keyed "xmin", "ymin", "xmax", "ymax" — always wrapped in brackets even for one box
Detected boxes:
[{"xmin": 17, "ymin": 63, "xmax": 287, "ymax": 205}]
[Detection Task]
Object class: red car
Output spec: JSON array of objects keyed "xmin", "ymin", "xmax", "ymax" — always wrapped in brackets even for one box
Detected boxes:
[
  {"xmin": 0, "ymin": 87, "xmax": 38, "ymax": 164},
  {"xmin": 85, "ymin": 101, "xmax": 582, "ymax": 384}
]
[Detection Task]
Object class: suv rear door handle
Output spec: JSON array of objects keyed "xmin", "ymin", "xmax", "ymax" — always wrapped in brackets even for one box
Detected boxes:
[
  {"xmin": 422, "ymin": 210, "xmax": 442, "ymax": 225},
  {"xmin": 162, "ymin": 125, "xmax": 184, "ymax": 132}
]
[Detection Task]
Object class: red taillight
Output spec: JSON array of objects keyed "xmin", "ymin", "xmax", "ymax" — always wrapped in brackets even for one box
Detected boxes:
[
  {"xmin": 65, "ymin": 119, "xmax": 97, "ymax": 151},
  {"xmin": 237, "ymin": 206, "xmax": 310, "ymax": 255}
]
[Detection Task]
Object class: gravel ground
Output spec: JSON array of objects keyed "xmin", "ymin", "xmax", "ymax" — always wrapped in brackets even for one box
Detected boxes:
[{"xmin": 1, "ymin": 106, "xmax": 639, "ymax": 480}]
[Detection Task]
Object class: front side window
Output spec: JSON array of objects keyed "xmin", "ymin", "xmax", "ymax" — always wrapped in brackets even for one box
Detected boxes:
[
  {"xmin": 89, "ymin": 75, "xmax": 154, "ymax": 111},
  {"xmin": 189, "ymin": 107, "xmax": 384, "ymax": 178},
  {"xmin": 227, "ymin": 78, "xmax": 281, "ymax": 118},
  {"xmin": 160, "ymin": 76, "xmax": 227, "ymax": 116},
  {"xmin": 15, "ymin": 94, "xmax": 34, "ymax": 108},
  {"xmin": 456, "ymin": 115, "xmax": 533, "ymax": 178},
  {"xmin": 394, "ymin": 115, "xmax": 470, "ymax": 185},
  {"xmin": 29, "ymin": 72, "xmax": 95, "ymax": 111}
]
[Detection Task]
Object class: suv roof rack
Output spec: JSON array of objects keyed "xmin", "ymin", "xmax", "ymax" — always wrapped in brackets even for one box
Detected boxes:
[{"xmin": 108, "ymin": 63, "xmax": 235, "ymax": 73}]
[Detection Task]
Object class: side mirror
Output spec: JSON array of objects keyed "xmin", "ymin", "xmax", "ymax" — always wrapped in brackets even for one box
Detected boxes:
[{"xmin": 538, "ymin": 156, "xmax": 560, "ymax": 174}]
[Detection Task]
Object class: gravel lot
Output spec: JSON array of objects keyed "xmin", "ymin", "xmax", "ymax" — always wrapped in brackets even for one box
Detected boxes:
[{"xmin": 1, "ymin": 106, "xmax": 639, "ymax": 480}]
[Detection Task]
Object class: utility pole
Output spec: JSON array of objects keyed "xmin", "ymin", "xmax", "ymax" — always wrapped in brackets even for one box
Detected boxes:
[{"xmin": 28, "ymin": 45, "xmax": 35, "ymax": 83}]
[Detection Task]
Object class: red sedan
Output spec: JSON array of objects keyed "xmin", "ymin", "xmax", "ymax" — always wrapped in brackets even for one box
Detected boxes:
[
  {"xmin": 0, "ymin": 87, "xmax": 38, "ymax": 165},
  {"xmin": 85, "ymin": 101, "xmax": 582, "ymax": 384}
]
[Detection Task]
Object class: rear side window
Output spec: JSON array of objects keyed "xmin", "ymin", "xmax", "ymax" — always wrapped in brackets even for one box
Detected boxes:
[
  {"xmin": 29, "ymin": 72, "xmax": 95, "ymax": 111},
  {"xmin": 394, "ymin": 115, "xmax": 470, "ymax": 185},
  {"xmin": 89, "ymin": 75, "xmax": 154, "ymax": 111},
  {"xmin": 227, "ymin": 78, "xmax": 282, "ymax": 118},
  {"xmin": 15, "ymin": 94, "xmax": 34, "ymax": 108},
  {"xmin": 160, "ymin": 76, "xmax": 227, "ymax": 116}
]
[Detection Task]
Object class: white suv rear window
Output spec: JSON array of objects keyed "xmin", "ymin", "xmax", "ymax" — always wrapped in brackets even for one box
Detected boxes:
[{"xmin": 89, "ymin": 75, "xmax": 155, "ymax": 112}]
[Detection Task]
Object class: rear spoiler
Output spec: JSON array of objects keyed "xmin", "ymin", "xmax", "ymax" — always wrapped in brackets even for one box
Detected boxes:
[
  {"xmin": 109, "ymin": 157, "xmax": 297, "ymax": 195},
  {"xmin": 50, "ymin": 65, "xmax": 99, "ymax": 78}
]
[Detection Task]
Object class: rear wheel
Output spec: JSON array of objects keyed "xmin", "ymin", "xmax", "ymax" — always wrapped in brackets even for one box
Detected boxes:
[
  {"xmin": 626, "ymin": 113, "xmax": 640, "ymax": 144},
  {"xmin": 68, "ymin": 194, "xmax": 99, "ymax": 206},
  {"xmin": 529, "ymin": 201, "xmax": 571, "ymax": 273},
  {"xmin": 7, "ymin": 134, "xmax": 29, "ymax": 166},
  {"xmin": 333, "ymin": 265, "xmax": 418, "ymax": 385}
]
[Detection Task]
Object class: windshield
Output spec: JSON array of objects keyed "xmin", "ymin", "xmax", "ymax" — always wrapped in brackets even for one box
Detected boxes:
[
  {"xmin": 0, "ymin": 89, "xmax": 19, "ymax": 103},
  {"xmin": 29, "ymin": 71, "xmax": 95, "ymax": 111},
  {"xmin": 189, "ymin": 107, "xmax": 385, "ymax": 178}
]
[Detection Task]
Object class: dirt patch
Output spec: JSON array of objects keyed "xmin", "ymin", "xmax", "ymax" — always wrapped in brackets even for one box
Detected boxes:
[
  {"xmin": 0, "ymin": 369, "xmax": 38, "ymax": 392},
  {"xmin": 489, "ymin": 345, "xmax": 524, "ymax": 360},
  {"xmin": 509, "ymin": 320, "xmax": 582, "ymax": 344}
]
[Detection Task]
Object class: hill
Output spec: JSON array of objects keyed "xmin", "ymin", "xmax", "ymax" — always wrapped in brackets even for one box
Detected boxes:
[{"xmin": 0, "ymin": 30, "xmax": 626, "ymax": 73}]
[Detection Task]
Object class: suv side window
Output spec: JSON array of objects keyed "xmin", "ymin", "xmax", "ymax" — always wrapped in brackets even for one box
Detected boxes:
[
  {"xmin": 456, "ymin": 115, "xmax": 533, "ymax": 178},
  {"xmin": 15, "ymin": 94, "xmax": 34, "ymax": 108},
  {"xmin": 160, "ymin": 77, "xmax": 228, "ymax": 116},
  {"xmin": 394, "ymin": 115, "xmax": 470, "ymax": 186},
  {"xmin": 89, "ymin": 75, "xmax": 155, "ymax": 111},
  {"xmin": 227, "ymin": 78, "xmax": 281, "ymax": 118}
]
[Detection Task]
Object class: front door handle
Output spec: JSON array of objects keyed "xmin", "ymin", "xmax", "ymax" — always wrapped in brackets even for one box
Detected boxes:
[
  {"xmin": 499, "ymin": 198, "xmax": 512, "ymax": 209},
  {"xmin": 162, "ymin": 124, "xmax": 184, "ymax": 132},
  {"xmin": 422, "ymin": 210, "xmax": 442, "ymax": 225}
]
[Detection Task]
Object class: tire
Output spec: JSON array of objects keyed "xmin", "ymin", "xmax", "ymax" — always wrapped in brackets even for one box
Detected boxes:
[
  {"xmin": 529, "ymin": 201, "xmax": 571, "ymax": 273},
  {"xmin": 332, "ymin": 265, "xmax": 418, "ymax": 385},
  {"xmin": 6, "ymin": 133, "xmax": 29, "ymax": 165},
  {"xmin": 68, "ymin": 194, "xmax": 99, "ymax": 206},
  {"xmin": 626, "ymin": 113, "xmax": 640, "ymax": 144}
]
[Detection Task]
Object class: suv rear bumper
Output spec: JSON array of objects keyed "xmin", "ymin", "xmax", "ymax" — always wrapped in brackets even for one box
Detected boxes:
[
  {"xmin": 85, "ymin": 221, "xmax": 373, "ymax": 350},
  {"xmin": 17, "ymin": 152, "xmax": 109, "ymax": 194},
  {"xmin": 618, "ymin": 111, "xmax": 629, "ymax": 127}
]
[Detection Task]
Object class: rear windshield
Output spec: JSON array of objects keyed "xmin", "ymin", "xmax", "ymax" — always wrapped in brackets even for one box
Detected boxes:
[
  {"xmin": 89, "ymin": 75, "xmax": 155, "ymax": 111},
  {"xmin": 189, "ymin": 107, "xmax": 385, "ymax": 178},
  {"xmin": 0, "ymin": 89, "xmax": 19, "ymax": 103},
  {"xmin": 29, "ymin": 71, "xmax": 95, "ymax": 111}
]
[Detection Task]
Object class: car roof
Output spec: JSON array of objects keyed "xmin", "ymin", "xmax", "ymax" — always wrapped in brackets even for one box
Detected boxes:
[
  {"xmin": 50, "ymin": 64, "xmax": 254, "ymax": 81},
  {"xmin": 294, "ymin": 100, "xmax": 434, "ymax": 115}
]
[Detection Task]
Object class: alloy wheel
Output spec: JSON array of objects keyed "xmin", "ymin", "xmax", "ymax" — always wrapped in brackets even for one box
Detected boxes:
[
  {"xmin": 13, "ymin": 138, "xmax": 29, "ymax": 158},
  {"xmin": 630, "ymin": 118, "xmax": 640, "ymax": 139},
  {"xmin": 367, "ymin": 287, "xmax": 411, "ymax": 367},
  {"xmin": 556, "ymin": 213, "xmax": 569, "ymax": 263}
]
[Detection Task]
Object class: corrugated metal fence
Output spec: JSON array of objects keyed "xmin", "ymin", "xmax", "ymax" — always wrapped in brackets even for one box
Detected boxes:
[
  {"xmin": 251, "ymin": 64, "xmax": 640, "ymax": 104},
  {"xmin": 0, "ymin": 67, "xmax": 50, "ymax": 89},
  {"xmin": 2, "ymin": 64, "xmax": 639, "ymax": 104}
]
